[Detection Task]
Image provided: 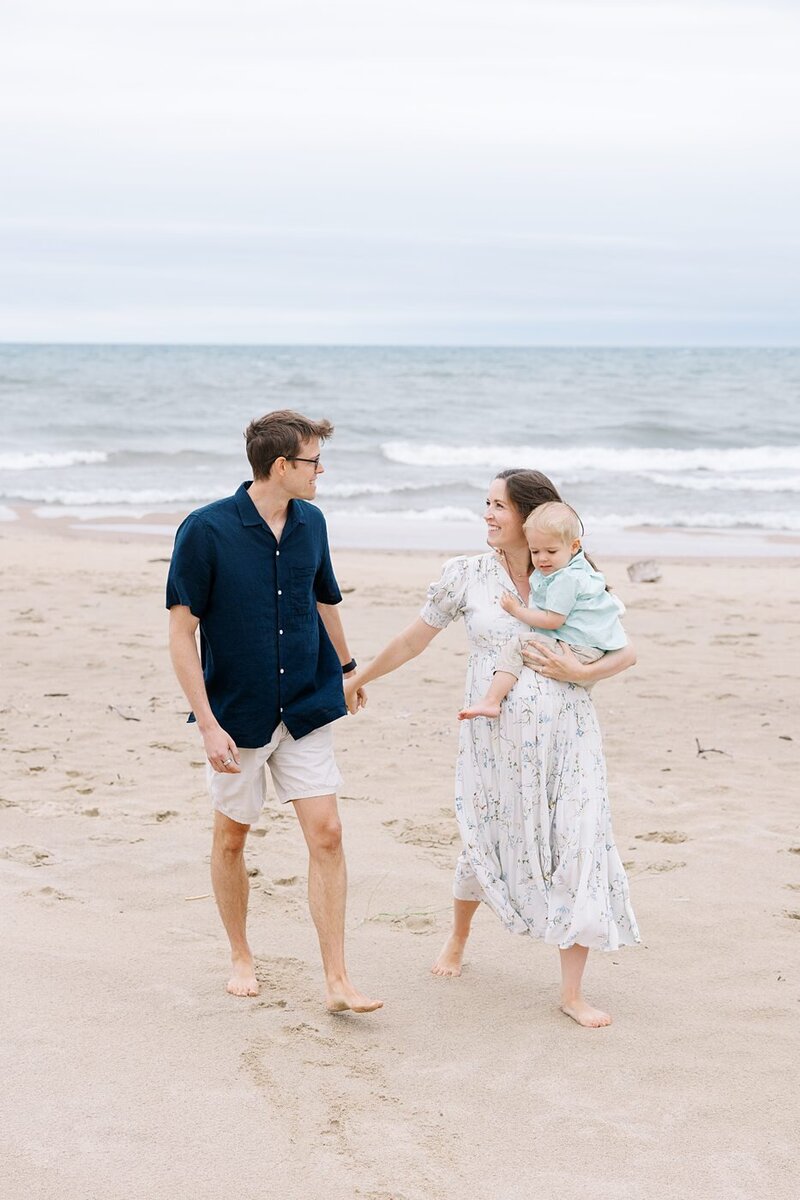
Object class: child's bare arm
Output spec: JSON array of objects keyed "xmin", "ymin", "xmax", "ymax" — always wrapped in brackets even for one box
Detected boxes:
[{"xmin": 500, "ymin": 590, "xmax": 565, "ymax": 630}]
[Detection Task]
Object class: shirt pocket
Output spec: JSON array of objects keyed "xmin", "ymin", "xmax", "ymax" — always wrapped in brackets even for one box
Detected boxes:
[{"xmin": 291, "ymin": 566, "xmax": 317, "ymax": 616}]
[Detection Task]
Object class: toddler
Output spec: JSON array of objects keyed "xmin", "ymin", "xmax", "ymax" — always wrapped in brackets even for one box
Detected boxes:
[{"xmin": 459, "ymin": 501, "xmax": 627, "ymax": 720}]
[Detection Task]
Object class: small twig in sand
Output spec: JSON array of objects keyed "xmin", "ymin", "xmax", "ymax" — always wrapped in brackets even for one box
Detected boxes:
[
  {"xmin": 695, "ymin": 737, "xmax": 730, "ymax": 758},
  {"xmin": 109, "ymin": 705, "xmax": 141, "ymax": 721},
  {"xmin": 184, "ymin": 893, "xmax": 211, "ymax": 901}
]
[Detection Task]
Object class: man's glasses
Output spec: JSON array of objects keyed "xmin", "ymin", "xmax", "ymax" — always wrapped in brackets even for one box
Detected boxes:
[{"xmin": 286, "ymin": 455, "xmax": 321, "ymax": 468}]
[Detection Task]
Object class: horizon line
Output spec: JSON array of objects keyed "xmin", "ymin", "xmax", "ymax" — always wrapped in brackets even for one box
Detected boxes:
[{"xmin": 2, "ymin": 340, "xmax": 799, "ymax": 351}]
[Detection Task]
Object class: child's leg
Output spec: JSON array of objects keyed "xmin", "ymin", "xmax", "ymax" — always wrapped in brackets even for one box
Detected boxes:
[
  {"xmin": 567, "ymin": 644, "xmax": 605, "ymax": 691},
  {"xmin": 458, "ymin": 671, "xmax": 518, "ymax": 720}
]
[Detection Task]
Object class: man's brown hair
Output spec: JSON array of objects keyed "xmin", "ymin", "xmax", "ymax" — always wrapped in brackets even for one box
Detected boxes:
[{"xmin": 244, "ymin": 409, "xmax": 334, "ymax": 479}]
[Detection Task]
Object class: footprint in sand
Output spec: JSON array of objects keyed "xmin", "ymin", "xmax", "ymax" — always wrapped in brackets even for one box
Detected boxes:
[
  {"xmin": 643, "ymin": 860, "xmax": 686, "ymax": 873},
  {"xmin": 25, "ymin": 885, "xmax": 75, "ymax": 904},
  {"xmin": 153, "ymin": 810, "xmax": 179, "ymax": 822},
  {"xmin": 383, "ymin": 818, "xmax": 459, "ymax": 850},
  {"xmin": 784, "ymin": 911, "xmax": 800, "ymax": 922},
  {"xmin": 368, "ymin": 909, "xmax": 436, "ymax": 934},
  {"xmin": 1, "ymin": 844, "xmax": 53, "ymax": 867},
  {"xmin": 252, "ymin": 955, "xmax": 315, "ymax": 1008},
  {"xmin": 636, "ymin": 831, "xmax": 688, "ymax": 844}
]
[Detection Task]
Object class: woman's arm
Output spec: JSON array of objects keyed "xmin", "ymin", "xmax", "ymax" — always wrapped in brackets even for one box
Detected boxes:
[
  {"xmin": 521, "ymin": 638, "xmax": 636, "ymax": 685},
  {"xmin": 344, "ymin": 617, "xmax": 441, "ymax": 712}
]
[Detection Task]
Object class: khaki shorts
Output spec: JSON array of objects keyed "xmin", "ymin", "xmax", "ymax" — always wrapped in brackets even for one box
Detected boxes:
[{"xmin": 206, "ymin": 721, "xmax": 342, "ymax": 827}]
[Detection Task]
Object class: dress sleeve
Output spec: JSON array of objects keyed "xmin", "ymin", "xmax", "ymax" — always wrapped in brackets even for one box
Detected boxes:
[
  {"xmin": 165, "ymin": 514, "xmax": 214, "ymax": 617},
  {"xmin": 420, "ymin": 555, "xmax": 470, "ymax": 629}
]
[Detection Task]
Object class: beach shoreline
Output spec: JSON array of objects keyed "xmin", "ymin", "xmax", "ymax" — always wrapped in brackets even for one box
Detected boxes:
[{"xmin": 3, "ymin": 500, "xmax": 800, "ymax": 558}]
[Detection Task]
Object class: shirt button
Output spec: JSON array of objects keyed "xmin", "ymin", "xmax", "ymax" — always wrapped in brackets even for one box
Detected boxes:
[
  {"xmin": 280, "ymin": 668, "xmax": 285, "ymax": 674},
  {"xmin": 277, "ymin": 589, "xmax": 282, "ymax": 595},
  {"xmin": 280, "ymin": 707, "xmax": 283, "ymax": 713},
  {"xmin": 279, "ymin": 629, "xmax": 284, "ymax": 635},
  {"xmin": 276, "ymin": 550, "xmax": 280, "ymax": 556}
]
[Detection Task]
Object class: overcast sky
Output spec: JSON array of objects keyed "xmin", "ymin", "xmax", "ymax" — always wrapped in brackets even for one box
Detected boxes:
[{"xmin": 2, "ymin": 0, "xmax": 799, "ymax": 344}]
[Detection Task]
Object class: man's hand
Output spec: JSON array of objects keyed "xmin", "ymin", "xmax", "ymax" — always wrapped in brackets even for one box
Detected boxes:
[
  {"xmin": 201, "ymin": 722, "xmax": 241, "ymax": 773},
  {"xmin": 500, "ymin": 591, "xmax": 523, "ymax": 617},
  {"xmin": 344, "ymin": 672, "xmax": 367, "ymax": 715}
]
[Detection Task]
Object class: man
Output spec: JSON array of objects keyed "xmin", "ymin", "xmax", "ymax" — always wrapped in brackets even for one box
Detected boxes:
[{"xmin": 167, "ymin": 409, "xmax": 381, "ymax": 1014}]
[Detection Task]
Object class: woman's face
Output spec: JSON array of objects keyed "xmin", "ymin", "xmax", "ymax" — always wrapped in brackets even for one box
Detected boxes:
[{"xmin": 484, "ymin": 478, "xmax": 526, "ymax": 551}]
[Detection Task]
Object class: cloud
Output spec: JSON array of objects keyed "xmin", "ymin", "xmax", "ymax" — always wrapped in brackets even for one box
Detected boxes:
[{"xmin": 1, "ymin": 1, "xmax": 799, "ymax": 341}]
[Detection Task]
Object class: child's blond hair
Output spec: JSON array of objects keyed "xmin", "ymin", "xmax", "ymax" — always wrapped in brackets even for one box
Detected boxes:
[{"xmin": 523, "ymin": 501, "xmax": 582, "ymax": 544}]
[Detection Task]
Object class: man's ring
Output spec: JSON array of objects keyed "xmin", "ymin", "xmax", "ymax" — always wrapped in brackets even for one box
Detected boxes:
[{"xmin": 222, "ymin": 756, "xmax": 233, "ymax": 766}]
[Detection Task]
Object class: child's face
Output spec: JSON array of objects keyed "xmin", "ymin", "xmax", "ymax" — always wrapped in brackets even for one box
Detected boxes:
[{"xmin": 526, "ymin": 528, "xmax": 580, "ymax": 575}]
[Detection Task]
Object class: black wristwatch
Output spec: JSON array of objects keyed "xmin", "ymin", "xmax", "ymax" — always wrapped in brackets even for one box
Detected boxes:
[{"xmin": 341, "ymin": 658, "xmax": 357, "ymax": 674}]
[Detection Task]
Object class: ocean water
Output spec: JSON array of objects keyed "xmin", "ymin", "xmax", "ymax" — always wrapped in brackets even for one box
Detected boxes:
[{"xmin": 1, "ymin": 345, "xmax": 799, "ymax": 549}]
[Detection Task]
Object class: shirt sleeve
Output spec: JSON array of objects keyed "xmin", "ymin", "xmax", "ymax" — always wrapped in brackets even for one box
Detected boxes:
[
  {"xmin": 543, "ymin": 571, "xmax": 581, "ymax": 617},
  {"xmin": 165, "ymin": 514, "xmax": 214, "ymax": 616},
  {"xmin": 420, "ymin": 556, "xmax": 470, "ymax": 629},
  {"xmin": 313, "ymin": 521, "xmax": 343, "ymax": 605}
]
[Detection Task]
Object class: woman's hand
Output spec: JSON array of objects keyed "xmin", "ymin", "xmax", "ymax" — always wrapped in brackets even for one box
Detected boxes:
[{"xmin": 521, "ymin": 639, "xmax": 588, "ymax": 684}]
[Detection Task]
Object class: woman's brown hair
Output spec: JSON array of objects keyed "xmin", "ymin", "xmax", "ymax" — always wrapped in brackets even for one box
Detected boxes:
[
  {"xmin": 495, "ymin": 468, "xmax": 608, "ymax": 585},
  {"xmin": 494, "ymin": 469, "xmax": 562, "ymax": 520}
]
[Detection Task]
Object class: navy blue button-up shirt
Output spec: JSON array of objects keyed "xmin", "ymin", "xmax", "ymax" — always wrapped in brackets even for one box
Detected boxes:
[{"xmin": 166, "ymin": 482, "xmax": 345, "ymax": 747}]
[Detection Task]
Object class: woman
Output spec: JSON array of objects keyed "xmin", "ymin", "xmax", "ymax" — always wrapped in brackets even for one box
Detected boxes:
[{"xmin": 346, "ymin": 469, "xmax": 640, "ymax": 1027}]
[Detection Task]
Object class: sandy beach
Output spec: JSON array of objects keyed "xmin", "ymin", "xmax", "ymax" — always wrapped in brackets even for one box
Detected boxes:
[{"xmin": 2, "ymin": 517, "xmax": 799, "ymax": 1200}]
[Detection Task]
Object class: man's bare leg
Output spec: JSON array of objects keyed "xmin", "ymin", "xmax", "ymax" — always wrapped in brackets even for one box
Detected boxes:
[
  {"xmin": 292, "ymin": 794, "xmax": 383, "ymax": 1014},
  {"xmin": 210, "ymin": 811, "xmax": 259, "ymax": 996},
  {"xmin": 559, "ymin": 944, "xmax": 612, "ymax": 1027},
  {"xmin": 431, "ymin": 898, "xmax": 480, "ymax": 977}
]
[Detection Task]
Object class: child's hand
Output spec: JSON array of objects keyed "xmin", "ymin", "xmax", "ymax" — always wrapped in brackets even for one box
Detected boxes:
[{"xmin": 500, "ymin": 591, "xmax": 522, "ymax": 617}]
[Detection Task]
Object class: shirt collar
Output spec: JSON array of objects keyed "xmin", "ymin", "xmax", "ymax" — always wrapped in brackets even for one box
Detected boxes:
[{"xmin": 234, "ymin": 482, "xmax": 308, "ymax": 534}]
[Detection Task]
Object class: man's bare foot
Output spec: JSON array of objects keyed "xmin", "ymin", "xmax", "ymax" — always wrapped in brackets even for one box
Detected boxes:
[
  {"xmin": 560, "ymin": 997, "xmax": 612, "ymax": 1028},
  {"xmin": 325, "ymin": 979, "xmax": 383, "ymax": 1014},
  {"xmin": 227, "ymin": 956, "xmax": 259, "ymax": 997},
  {"xmin": 431, "ymin": 933, "xmax": 467, "ymax": 977},
  {"xmin": 458, "ymin": 700, "xmax": 500, "ymax": 721}
]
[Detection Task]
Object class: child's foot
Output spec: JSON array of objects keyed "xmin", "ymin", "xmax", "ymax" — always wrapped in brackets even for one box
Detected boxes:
[{"xmin": 458, "ymin": 700, "xmax": 501, "ymax": 721}]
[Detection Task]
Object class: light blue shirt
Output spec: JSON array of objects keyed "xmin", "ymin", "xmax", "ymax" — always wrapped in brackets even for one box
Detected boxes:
[{"xmin": 528, "ymin": 549, "xmax": 627, "ymax": 652}]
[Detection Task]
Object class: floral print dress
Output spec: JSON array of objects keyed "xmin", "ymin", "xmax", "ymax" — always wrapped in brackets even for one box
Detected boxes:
[{"xmin": 421, "ymin": 553, "xmax": 640, "ymax": 951}]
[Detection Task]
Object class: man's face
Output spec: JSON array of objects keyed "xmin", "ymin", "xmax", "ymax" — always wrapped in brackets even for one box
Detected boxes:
[{"xmin": 285, "ymin": 437, "xmax": 324, "ymax": 500}]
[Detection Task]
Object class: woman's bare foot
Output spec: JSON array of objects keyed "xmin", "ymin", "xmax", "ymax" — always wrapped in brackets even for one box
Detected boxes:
[
  {"xmin": 431, "ymin": 933, "xmax": 467, "ymax": 976},
  {"xmin": 227, "ymin": 955, "xmax": 259, "ymax": 997},
  {"xmin": 560, "ymin": 997, "xmax": 612, "ymax": 1028},
  {"xmin": 326, "ymin": 979, "xmax": 383, "ymax": 1014},
  {"xmin": 458, "ymin": 700, "xmax": 500, "ymax": 721}
]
